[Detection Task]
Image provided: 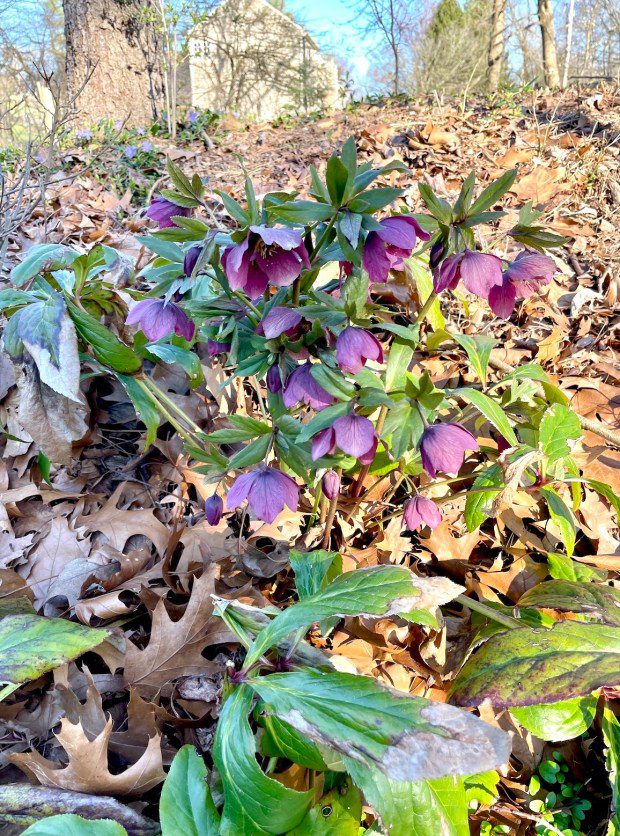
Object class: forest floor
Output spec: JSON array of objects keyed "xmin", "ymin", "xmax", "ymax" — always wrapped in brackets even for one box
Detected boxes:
[{"xmin": 1, "ymin": 86, "xmax": 620, "ymax": 833}]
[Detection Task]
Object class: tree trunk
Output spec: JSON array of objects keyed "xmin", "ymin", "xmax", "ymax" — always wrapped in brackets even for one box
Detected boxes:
[
  {"xmin": 561, "ymin": 0, "xmax": 575, "ymax": 88},
  {"xmin": 537, "ymin": 0, "xmax": 561, "ymax": 87},
  {"xmin": 487, "ymin": 0, "xmax": 507, "ymax": 92},
  {"xmin": 62, "ymin": 0, "xmax": 165, "ymax": 126}
]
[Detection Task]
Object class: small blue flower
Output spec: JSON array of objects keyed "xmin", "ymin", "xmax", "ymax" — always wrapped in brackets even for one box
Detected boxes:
[
  {"xmin": 124, "ymin": 145, "xmax": 136, "ymax": 158},
  {"xmin": 188, "ymin": 108, "xmax": 198, "ymax": 124},
  {"xmin": 141, "ymin": 140, "xmax": 154, "ymax": 152}
]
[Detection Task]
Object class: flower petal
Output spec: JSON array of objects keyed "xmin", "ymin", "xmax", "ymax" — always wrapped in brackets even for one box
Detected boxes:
[
  {"xmin": 250, "ymin": 225, "xmax": 303, "ymax": 250},
  {"xmin": 226, "ymin": 470, "xmax": 256, "ymax": 509},
  {"xmin": 260, "ymin": 307, "xmax": 303, "ymax": 339},
  {"xmin": 362, "ymin": 232, "xmax": 391, "ymax": 283},
  {"xmin": 459, "ymin": 252, "xmax": 503, "ymax": 299},
  {"xmin": 488, "ymin": 278, "xmax": 517, "ymax": 319},
  {"xmin": 333, "ymin": 414, "xmax": 376, "ymax": 458}
]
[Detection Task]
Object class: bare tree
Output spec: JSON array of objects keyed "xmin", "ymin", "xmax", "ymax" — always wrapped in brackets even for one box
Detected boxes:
[
  {"xmin": 537, "ymin": 0, "xmax": 561, "ymax": 86},
  {"xmin": 351, "ymin": 0, "xmax": 414, "ymax": 93},
  {"xmin": 487, "ymin": 0, "xmax": 507, "ymax": 91}
]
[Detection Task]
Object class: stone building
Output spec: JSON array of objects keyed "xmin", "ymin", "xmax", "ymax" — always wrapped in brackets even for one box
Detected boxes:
[{"xmin": 185, "ymin": 0, "xmax": 341, "ymax": 119}]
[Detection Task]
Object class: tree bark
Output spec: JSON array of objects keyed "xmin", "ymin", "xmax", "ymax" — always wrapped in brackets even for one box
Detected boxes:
[
  {"xmin": 487, "ymin": 0, "xmax": 507, "ymax": 92},
  {"xmin": 537, "ymin": 0, "xmax": 561, "ymax": 87},
  {"xmin": 561, "ymin": 0, "xmax": 575, "ymax": 88},
  {"xmin": 62, "ymin": 0, "xmax": 165, "ymax": 126}
]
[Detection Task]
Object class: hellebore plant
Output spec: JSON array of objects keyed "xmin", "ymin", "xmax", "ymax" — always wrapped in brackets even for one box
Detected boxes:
[{"xmin": 8, "ymin": 141, "xmax": 619, "ymax": 835}]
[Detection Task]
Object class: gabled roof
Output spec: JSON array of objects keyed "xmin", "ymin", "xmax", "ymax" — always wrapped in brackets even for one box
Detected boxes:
[{"xmin": 188, "ymin": 0, "xmax": 321, "ymax": 51}]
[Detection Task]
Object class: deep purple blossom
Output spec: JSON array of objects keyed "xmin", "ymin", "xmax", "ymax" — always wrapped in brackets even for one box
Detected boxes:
[
  {"xmin": 336, "ymin": 327, "xmax": 383, "ymax": 374},
  {"xmin": 126, "ymin": 299, "xmax": 195, "ymax": 341},
  {"xmin": 184, "ymin": 246, "xmax": 203, "ymax": 277},
  {"xmin": 322, "ymin": 470, "xmax": 341, "ymax": 500},
  {"xmin": 147, "ymin": 196, "xmax": 193, "ymax": 229},
  {"xmin": 362, "ymin": 216, "xmax": 430, "ymax": 284},
  {"xmin": 419, "ymin": 423, "xmax": 479, "ymax": 477},
  {"xmin": 206, "ymin": 339, "xmax": 230, "ymax": 356},
  {"xmin": 488, "ymin": 251, "xmax": 556, "ymax": 318},
  {"xmin": 221, "ymin": 226, "xmax": 310, "ymax": 299},
  {"xmin": 267, "ymin": 364, "xmax": 283, "ymax": 393},
  {"xmin": 205, "ymin": 494, "xmax": 223, "ymax": 525},
  {"xmin": 282, "ymin": 363, "xmax": 334, "ymax": 411},
  {"xmin": 257, "ymin": 306, "xmax": 303, "ymax": 339},
  {"xmin": 433, "ymin": 250, "xmax": 503, "ymax": 299},
  {"xmin": 311, "ymin": 413, "xmax": 377, "ymax": 463},
  {"xmin": 226, "ymin": 465, "xmax": 299, "ymax": 523},
  {"xmin": 403, "ymin": 496, "xmax": 442, "ymax": 531}
]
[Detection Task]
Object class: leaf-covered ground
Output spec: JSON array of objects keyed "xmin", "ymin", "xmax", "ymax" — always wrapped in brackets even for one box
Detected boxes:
[{"xmin": 1, "ymin": 86, "xmax": 619, "ymax": 833}]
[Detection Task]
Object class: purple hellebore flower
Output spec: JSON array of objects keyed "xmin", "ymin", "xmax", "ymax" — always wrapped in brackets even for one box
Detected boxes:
[
  {"xmin": 433, "ymin": 250, "xmax": 503, "ymax": 299},
  {"xmin": 311, "ymin": 413, "xmax": 377, "ymax": 463},
  {"xmin": 419, "ymin": 422, "xmax": 479, "ymax": 478},
  {"xmin": 336, "ymin": 327, "xmax": 383, "ymax": 375},
  {"xmin": 221, "ymin": 225, "xmax": 310, "ymax": 299},
  {"xmin": 362, "ymin": 216, "xmax": 430, "ymax": 284},
  {"xmin": 322, "ymin": 469, "xmax": 341, "ymax": 500},
  {"xmin": 184, "ymin": 246, "xmax": 203, "ymax": 277},
  {"xmin": 205, "ymin": 493, "xmax": 223, "ymax": 525},
  {"xmin": 257, "ymin": 306, "xmax": 303, "ymax": 339},
  {"xmin": 402, "ymin": 496, "xmax": 442, "ymax": 531},
  {"xmin": 126, "ymin": 299, "xmax": 195, "ymax": 341},
  {"xmin": 266, "ymin": 364, "xmax": 282, "ymax": 393},
  {"xmin": 124, "ymin": 145, "xmax": 136, "ymax": 159},
  {"xmin": 206, "ymin": 339, "xmax": 231, "ymax": 356},
  {"xmin": 488, "ymin": 251, "xmax": 556, "ymax": 319},
  {"xmin": 282, "ymin": 362, "xmax": 334, "ymax": 411},
  {"xmin": 147, "ymin": 196, "xmax": 193, "ymax": 229},
  {"xmin": 226, "ymin": 465, "xmax": 299, "ymax": 523}
]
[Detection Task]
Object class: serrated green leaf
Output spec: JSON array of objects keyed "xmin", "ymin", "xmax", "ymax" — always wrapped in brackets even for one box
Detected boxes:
[
  {"xmin": 464, "ymin": 464, "xmax": 504, "ymax": 531},
  {"xmin": 541, "ymin": 486, "xmax": 576, "ymax": 557},
  {"xmin": 539, "ymin": 404, "xmax": 582, "ymax": 464},
  {"xmin": 468, "ymin": 169, "xmax": 517, "ymax": 216},
  {"xmin": 228, "ymin": 434, "xmax": 272, "ymax": 470},
  {"xmin": 11, "ymin": 244, "xmax": 79, "ymax": 287},
  {"xmin": 272, "ymin": 201, "xmax": 333, "ymax": 223},
  {"xmin": 147, "ymin": 343, "xmax": 202, "ymax": 385},
  {"xmin": 22, "ymin": 815, "xmax": 127, "ymax": 835},
  {"xmin": 519, "ymin": 579, "xmax": 620, "ymax": 626},
  {"xmin": 67, "ymin": 300, "xmax": 142, "ymax": 374},
  {"xmin": 510, "ymin": 695, "xmax": 598, "ymax": 742},
  {"xmin": 160, "ymin": 745, "xmax": 220, "ymax": 836},
  {"xmin": 451, "ymin": 334, "xmax": 496, "ymax": 385},
  {"xmin": 455, "ymin": 387, "xmax": 518, "ymax": 446},
  {"xmin": 289, "ymin": 550, "xmax": 341, "ymax": 600}
]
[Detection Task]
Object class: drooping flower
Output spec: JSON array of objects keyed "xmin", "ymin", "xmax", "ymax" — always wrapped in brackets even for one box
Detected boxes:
[
  {"xmin": 206, "ymin": 339, "xmax": 230, "ymax": 356},
  {"xmin": 184, "ymin": 246, "xmax": 203, "ymax": 277},
  {"xmin": 362, "ymin": 216, "xmax": 430, "ymax": 284},
  {"xmin": 257, "ymin": 306, "xmax": 303, "ymax": 339},
  {"xmin": 282, "ymin": 363, "xmax": 334, "ymax": 411},
  {"xmin": 311, "ymin": 413, "xmax": 377, "ymax": 463},
  {"xmin": 322, "ymin": 470, "xmax": 341, "ymax": 500},
  {"xmin": 226, "ymin": 465, "xmax": 299, "ymax": 523},
  {"xmin": 147, "ymin": 196, "xmax": 193, "ymax": 229},
  {"xmin": 336, "ymin": 327, "xmax": 383, "ymax": 374},
  {"xmin": 488, "ymin": 251, "xmax": 556, "ymax": 318},
  {"xmin": 221, "ymin": 226, "xmax": 310, "ymax": 299},
  {"xmin": 205, "ymin": 494, "xmax": 223, "ymax": 525},
  {"xmin": 403, "ymin": 496, "xmax": 442, "ymax": 531},
  {"xmin": 126, "ymin": 299, "xmax": 195, "ymax": 341},
  {"xmin": 433, "ymin": 250, "xmax": 503, "ymax": 299},
  {"xmin": 266, "ymin": 364, "xmax": 282, "ymax": 393},
  {"xmin": 419, "ymin": 422, "xmax": 479, "ymax": 478}
]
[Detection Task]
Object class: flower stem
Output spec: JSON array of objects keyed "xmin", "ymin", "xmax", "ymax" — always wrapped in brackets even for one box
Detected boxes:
[
  {"xmin": 321, "ymin": 466, "xmax": 342, "ymax": 549},
  {"xmin": 136, "ymin": 379, "xmax": 200, "ymax": 447},
  {"xmin": 292, "ymin": 276, "xmax": 301, "ymax": 305},
  {"xmin": 232, "ymin": 291, "xmax": 261, "ymax": 322},
  {"xmin": 142, "ymin": 377, "xmax": 203, "ymax": 435},
  {"xmin": 310, "ymin": 213, "xmax": 338, "ymax": 264},
  {"xmin": 411, "ymin": 291, "xmax": 438, "ymax": 330},
  {"xmin": 456, "ymin": 593, "xmax": 522, "ymax": 629},
  {"xmin": 350, "ymin": 404, "xmax": 389, "ymax": 499}
]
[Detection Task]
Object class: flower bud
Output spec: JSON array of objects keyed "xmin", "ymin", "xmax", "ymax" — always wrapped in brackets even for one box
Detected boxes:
[
  {"xmin": 267, "ymin": 364, "xmax": 282, "ymax": 393},
  {"xmin": 429, "ymin": 241, "xmax": 446, "ymax": 270},
  {"xmin": 205, "ymin": 493, "xmax": 223, "ymax": 526},
  {"xmin": 322, "ymin": 470, "xmax": 341, "ymax": 500}
]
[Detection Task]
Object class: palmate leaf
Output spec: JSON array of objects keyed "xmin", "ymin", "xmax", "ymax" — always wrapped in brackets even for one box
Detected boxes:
[
  {"xmin": 250, "ymin": 670, "xmax": 510, "ymax": 782},
  {"xmin": 213, "ymin": 685, "xmax": 313, "ymax": 835},
  {"xmin": 243, "ymin": 565, "xmax": 463, "ymax": 668},
  {"xmin": 450, "ymin": 621, "xmax": 620, "ymax": 709}
]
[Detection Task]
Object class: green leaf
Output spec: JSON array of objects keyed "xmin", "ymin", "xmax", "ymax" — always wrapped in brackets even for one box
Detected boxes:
[
  {"xmin": 450, "ymin": 621, "xmax": 620, "ymax": 708},
  {"xmin": 348, "ymin": 187, "xmax": 402, "ymax": 213},
  {"xmin": 464, "ymin": 464, "xmax": 504, "ymax": 531},
  {"xmin": 382, "ymin": 400, "xmax": 424, "ymax": 460},
  {"xmin": 510, "ymin": 695, "xmax": 598, "ymax": 742},
  {"xmin": 213, "ymin": 685, "xmax": 313, "ymax": 835},
  {"xmin": 341, "ymin": 270, "xmax": 369, "ymax": 318},
  {"xmin": 451, "ymin": 334, "xmax": 496, "ymax": 385},
  {"xmin": 250, "ymin": 670, "xmax": 510, "ymax": 781},
  {"xmin": 135, "ymin": 235, "xmax": 185, "ymax": 263},
  {"xmin": 67, "ymin": 301, "xmax": 142, "ymax": 374},
  {"xmin": 228, "ymin": 434, "xmax": 272, "ymax": 470},
  {"xmin": 418, "ymin": 183, "xmax": 452, "ymax": 224},
  {"xmin": 587, "ymin": 478, "xmax": 620, "ymax": 517},
  {"xmin": 16, "ymin": 293, "xmax": 65, "ymax": 368},
  {"xmin": 0, "ymin": 614, "xmax": 108, "ymax": 690},
  {"xmin": 603, "ymin": 705, "xmax": 620, "ymax": 835},
  {"xmin": 408, "ymin": 256, "xmax": 444, "ymax": 331},
  {"xmin": 454, "ymin": 387, "xmax": 518, "ymax": 446},
  {"xmin": 289, "ymin": 782, "xmax": 362, "ymax": 835},
  {"xmin": 326, "ymin": 153, "xmax": 351, "ymax": 205},
  {"xmin": 310, "ymin": 364, "xmax": 356, "ymax": 399},
  {"xmin": 216, "ymin": 190, "xmax": 250, "ymax": 224},
  {"xmin": 384, "ymin": 339, "xmax": 414, "ymax": 392},
  {"xmin": 146, "ymin": 343, "xmax": 202, "ymax": 385},
  {"xmin": 344, "ymin": 761, "xmax": 469, "ymax": 836},
  {"xmin": 11, "ymin": 244, "xmax": 79, "ymax": 287},
  {"xmin": 541, "ymin": 486, "xmax": 576, "ymax": 557},
  {"xmin": 0, "ymin": 289, "xmax": 38, "ymax": 310},
  {"xmin": 160, "ymin": 189, "xmax": 200, "ymax": 209},
  {"xmin": 115, "ymin": 375, "xmax": 160, "ymax": 449},
  {"xmin": 468, "ymin": 169, "xmax": 517, "ymax": 216},
  {"xmin": 260, "ymin": 714, "xmax": 330, "ymax": 771},
  {"xmin": 207, "ymin": 415, "xmax": 272, "ymax": 444},
  {"xmin": 272, "ymin": 201, "xmax": 333, "ymax": 223},
  {"xmin": 289, "ymin": 550, "xmax": 340, "ymax": 600},
  {"xmin": 160, "ymin": 745, "xmax": 220, "ymax": 836},
  {"xmin": 453, "ymin": 172, "xmax": 476, "ymax": 222},
  {"xmin": 22, "ymin": 815, "xmax": 127, "ymax": 835},
  {"xmin": 539, "ymin": 404, "xmax": 582, "ymax": 464},
  {"xmin": 547, "ymin": 551, "xmax": 604, "ymax": 582},
  {"xmin": 243, "ymin": 565, "xmax": 463, "ymax": 668},
  {"xmin": 519, "ymin": 579, "xmax": 620, "ymax": 626}
]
